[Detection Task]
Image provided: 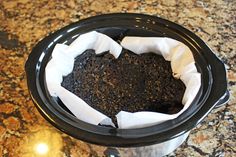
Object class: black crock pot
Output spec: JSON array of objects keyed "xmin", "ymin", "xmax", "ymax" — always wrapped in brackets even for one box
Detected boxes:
[{"xmin": 25, "ymin": 13, "xmax": 229, "ymax": 157}]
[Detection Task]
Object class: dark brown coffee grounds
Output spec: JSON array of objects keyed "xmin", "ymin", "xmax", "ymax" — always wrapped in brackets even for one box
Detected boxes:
[{"xmin": 61, "ymin": 49, "xmax": 186, "ymax": 125}]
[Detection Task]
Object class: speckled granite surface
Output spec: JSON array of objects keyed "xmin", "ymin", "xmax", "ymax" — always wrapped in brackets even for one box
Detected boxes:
[{"xmin": 0, "ymin": 0, "xmax": 235, "ymax": 157}]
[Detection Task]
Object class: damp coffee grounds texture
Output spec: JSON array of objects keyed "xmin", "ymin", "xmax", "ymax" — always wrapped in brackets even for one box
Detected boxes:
[{"xmin": 62, "ymin": 49, "xmax": 186, "ymax": 123}]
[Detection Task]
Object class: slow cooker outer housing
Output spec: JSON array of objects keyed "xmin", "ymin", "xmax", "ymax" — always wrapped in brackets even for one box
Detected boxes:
[{"xmin": 25, "ymin": 13, "xmax": 228, "ymax": 147}]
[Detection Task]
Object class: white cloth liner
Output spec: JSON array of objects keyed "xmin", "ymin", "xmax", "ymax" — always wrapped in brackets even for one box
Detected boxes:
[{"xmin": 45, "ymin": 31, "xmax": 201, "ymax": 129}]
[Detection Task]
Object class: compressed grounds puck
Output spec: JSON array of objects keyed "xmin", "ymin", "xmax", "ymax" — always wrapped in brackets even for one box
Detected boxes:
[{"xmin": 62, "ymin": 49, "xmax": 186, "ymax": 124}]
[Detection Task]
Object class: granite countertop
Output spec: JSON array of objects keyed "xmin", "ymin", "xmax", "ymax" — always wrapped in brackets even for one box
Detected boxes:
[{"xmin": 0, "ymin": 0, "xmax": 235, "ymax": 156}]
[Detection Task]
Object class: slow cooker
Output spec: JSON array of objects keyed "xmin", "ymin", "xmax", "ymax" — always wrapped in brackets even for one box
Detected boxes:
[{"xmin": 25, "ymin": 13, "xmax": 229, "ymax": 157}]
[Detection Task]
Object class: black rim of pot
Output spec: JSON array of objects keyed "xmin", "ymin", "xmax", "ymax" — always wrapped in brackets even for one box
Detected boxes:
[{"xmin": 25, "ymin": 13, "xmax": 228, "ymax": 147}]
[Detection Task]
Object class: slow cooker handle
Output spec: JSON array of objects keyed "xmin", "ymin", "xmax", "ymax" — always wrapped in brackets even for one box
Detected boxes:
[
  {"xmin": 207, "ymin": 49, "xmax": 229, "ymax": 109},
  {"xmin": 214, "ymin": 90, "xmax": 230, "ymax": 108}
]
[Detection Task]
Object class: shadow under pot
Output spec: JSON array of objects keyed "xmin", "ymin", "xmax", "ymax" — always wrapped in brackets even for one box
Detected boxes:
[{"xmin": 25, "ymin": 13, "xmax": 229, "ymax": 157}]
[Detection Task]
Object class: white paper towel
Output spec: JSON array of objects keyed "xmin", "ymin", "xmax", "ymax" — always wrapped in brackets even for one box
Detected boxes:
[
  {"xmin": 45, "ymin": 31, "xmax": 201, "ymax": 129},
  {"xmin": 119, "ymin": 37, "xmax": 201, "ymax": 129}
]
